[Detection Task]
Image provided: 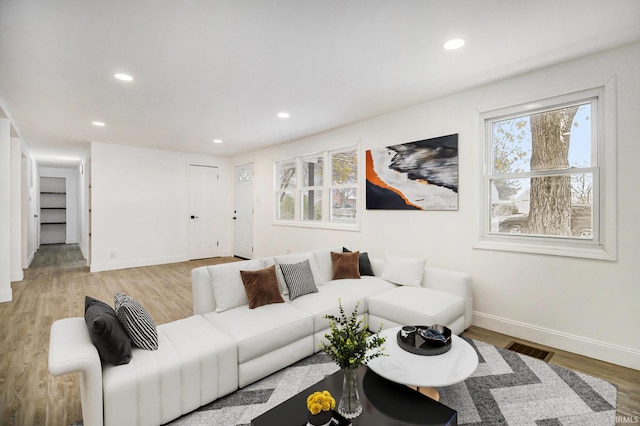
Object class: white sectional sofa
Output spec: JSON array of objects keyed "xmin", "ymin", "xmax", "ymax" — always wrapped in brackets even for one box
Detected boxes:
[
  {"xmin": 49, "ymin": 249, "xmax": 472, "ymax": 426},
  {"xmin": 191, "ymin": 248, "xmax": 472, "ymax": 388}
]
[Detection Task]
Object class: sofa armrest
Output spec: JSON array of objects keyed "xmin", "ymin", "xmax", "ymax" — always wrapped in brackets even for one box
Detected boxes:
[
  {"xmin": 192, "ymin": 267, "xmax": 217, "ymax": 314},
  {"xmin": 422, "ymin": 267, "xmax": 473, "ymax": 329},
  {"xmin": 49, "ymin": 317, "xmax": 104, "ymax": 426}
]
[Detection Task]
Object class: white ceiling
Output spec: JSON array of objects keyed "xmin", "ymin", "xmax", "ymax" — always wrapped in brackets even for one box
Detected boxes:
[{"xmin": 1, "ymin": 0, "xmax": 639, "ymax": 167}]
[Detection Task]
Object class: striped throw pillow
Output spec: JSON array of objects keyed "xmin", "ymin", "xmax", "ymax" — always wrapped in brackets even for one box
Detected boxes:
[
  {"xmin": 279, "ymin": 259, "xmax": 318, "ymax": 300},
  {"xmin": 114, "ymin": 292, "xmax": 158, "ymax": 350}
]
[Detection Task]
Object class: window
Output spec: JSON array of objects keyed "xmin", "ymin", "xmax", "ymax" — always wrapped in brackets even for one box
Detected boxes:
[
  {"xmin": 330, "ymin": 150, "xmax": 358, "ymax": 223},
  {"xmin": 276, "ymin": 159, "xmax": 296, "ymax": 220},
  {"xmin": 301, "ymin": 154, "xmax": 323, "ymax": 221},
  {"xmin": 275, "ymin": 147, "xmax": 359, "ymax": 228},
  {"xmin": 477, "ymin": 82, "xmax": 617, "ymax": 260}
]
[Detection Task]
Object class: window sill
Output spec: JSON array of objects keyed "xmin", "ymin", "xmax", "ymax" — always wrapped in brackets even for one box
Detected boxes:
[
  {"xmin": 273, "ymin": 220, "xmax": 361, "ymax": 232},
  {"xmin": 474, "ymin": 235, "xmax": 616, "ymax": 261}
]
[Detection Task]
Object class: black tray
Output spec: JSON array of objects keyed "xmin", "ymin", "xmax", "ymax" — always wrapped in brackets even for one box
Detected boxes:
[
  {"xmin": 396, "ymin": 325, "xmax": 452, "ymax": 356},
  {"xmin": 302, "ymin": 410, "xmax": 351, "ymax": 425}
]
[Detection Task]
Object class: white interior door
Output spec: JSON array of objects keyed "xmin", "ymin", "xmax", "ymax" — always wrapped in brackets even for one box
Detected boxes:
[
  {"xmin": 234, "ymin": 163, "xmax": 254, "ymax": 259},
  {"xmin": 189, "ymin": 165, "xmax": 219, "ymax": 260}
]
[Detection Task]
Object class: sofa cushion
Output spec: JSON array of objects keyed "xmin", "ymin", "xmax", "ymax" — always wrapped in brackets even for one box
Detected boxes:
[
  {"xmin": 84, "ymin": 296, "xmax": 132, "ymax": 365},
  {"xmin": 240, "ymin": 265, "xmax": 285, "ymax": 309},
  {"xmin": 211, "ymin": 258, "xmax": 265, "ymax": 312},
  {"xmin": 114, "ymin": 292, "xmax": 158, "ymax": 350},
  {"xmin": 324, "ymin": 276, "xmax": 397, "ymax": 300},
  {"xmin": 367, "ymin": 286, "xmax": 464, "ymax": 328},
  {"xmin": 380, "ymin": 254, "xmax": 426, "ymax": 287},
  {"xmin": 289, "ymin": 286, "xmax": 363, "ymax": 333},
  {"xmin": 204, "ymin": 303, "xmax": 313, "ymax": 364},
  {"xmin": 279, "ymin": 259, "xmax": 319, "ymax": 300},
  {"xmin": 331, "ymin": 251, "xmax": 361, "ymax": 280},
  {"xmin": 342, "ymin": 247, "xmax": 375, "ymax": 276},
  {"xmin": 102, "ymin": 315, "xmax": 238, "ymax": 426}
]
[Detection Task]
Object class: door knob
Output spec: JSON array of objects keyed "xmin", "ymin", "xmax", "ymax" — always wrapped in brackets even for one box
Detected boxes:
[{"xmin": 190, "ymin": 215, "xmax": 199, "ymax": 219}]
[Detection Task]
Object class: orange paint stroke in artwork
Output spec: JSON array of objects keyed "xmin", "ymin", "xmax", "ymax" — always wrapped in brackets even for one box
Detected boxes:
[{"xmin": 365, "ymin": 150, "xmax": 423, "ymax": 210}]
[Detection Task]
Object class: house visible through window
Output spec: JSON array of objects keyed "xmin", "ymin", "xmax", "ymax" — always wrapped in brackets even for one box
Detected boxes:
[
  {"xmin": 477, "ymin": 83, "xmax": 617, "ymax": 260},
  {"xmin": 276, "ymin": 147, "xmax": 359, "ymax": 228}
]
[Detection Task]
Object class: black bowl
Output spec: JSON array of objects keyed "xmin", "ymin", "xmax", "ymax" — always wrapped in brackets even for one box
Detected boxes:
[
  {"xmin": 397, "ymin": 324, "xmax": 452, "ymax": 356},
  {"xmin": 417, "ymin": 324, "xmax": 452, "ymax": 347}
]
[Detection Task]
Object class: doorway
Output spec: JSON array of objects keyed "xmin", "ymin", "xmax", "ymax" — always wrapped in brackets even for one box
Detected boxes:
[
  {"xmin": 40, "ymin": 177, "xmax": 67, "ymax": 245},
  {"xmin": 233, "ymin": 163, "xmax": 254, "ymax": 259},
  {"xmin": 188, "ymin": 164, "xmax": 220, "ymax": 260}
]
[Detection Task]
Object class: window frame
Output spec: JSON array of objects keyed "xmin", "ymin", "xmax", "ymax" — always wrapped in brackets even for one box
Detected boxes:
[
  {"xmin": 475, "ymin": 80, "xmax": 617, "ymax": 261},
  {"xmin": 300, "ymin": 153, "xmax": 324, "ymax": 222},
  {"xmin": 274, "ymin": 145, "xmax": 361, "ymax": 231},
  {"xmin": 329, "ymin": 148, "xmax": 359, "ymax": 224}
]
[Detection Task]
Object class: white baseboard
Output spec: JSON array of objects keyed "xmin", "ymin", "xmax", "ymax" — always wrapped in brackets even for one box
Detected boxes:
[
  {"xmin": 78, "ymin": 242, "xmax": 88, "ymax": 261},
  {"xmin": 90, "ymin": 255, "xmax": 188, "ymax": 272},
  {"xmin": 473, "ymin": 311, "xmax": 640, "ymax": 371},
  {"xmin": 0, "ymin": 288, "xmax": 12, "ymax": 303},
  {"xmin": 10, "ymin": 269, "xmax": 24, "ymax": 282},
  {"xmin": 89, "ymin": 251, "xmax": 237, "ymax": 272}
]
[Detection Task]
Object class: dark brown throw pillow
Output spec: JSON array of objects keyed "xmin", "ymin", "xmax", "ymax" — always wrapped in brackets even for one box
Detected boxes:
[
  {"xmin": 331, "ymin": 251, "xmax": 361, "ymax": 280},
  {"xmin": 240, "ymin": 265, "xmax": 285, "ymax": 309}
]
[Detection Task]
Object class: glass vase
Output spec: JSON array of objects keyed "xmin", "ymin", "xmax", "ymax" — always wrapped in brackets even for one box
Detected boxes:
[{"xmin": 337, "ymin": 367, "xmax": 362, "ymax": 419}]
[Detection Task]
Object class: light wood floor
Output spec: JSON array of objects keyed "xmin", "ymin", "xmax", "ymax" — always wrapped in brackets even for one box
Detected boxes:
[{"xmin": 1, "ymin": 244, "xmax": 638, "ymax": 425}]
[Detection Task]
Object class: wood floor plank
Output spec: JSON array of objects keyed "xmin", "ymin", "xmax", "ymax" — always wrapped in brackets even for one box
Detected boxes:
[{"xmin": 1, "ymin": 244, "xmax": 637, "ymax": 425}]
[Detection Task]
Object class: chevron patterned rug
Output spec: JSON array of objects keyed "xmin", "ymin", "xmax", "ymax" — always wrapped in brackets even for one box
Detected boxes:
[{"xmin": 151, "ymin": 339, "xmax": 618, "ymax": 425}]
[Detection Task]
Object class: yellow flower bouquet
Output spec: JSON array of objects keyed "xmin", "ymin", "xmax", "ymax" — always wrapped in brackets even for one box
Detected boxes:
[{"xmin": 306, "ymin": 390, "xmax": 336, "ymax": 425}]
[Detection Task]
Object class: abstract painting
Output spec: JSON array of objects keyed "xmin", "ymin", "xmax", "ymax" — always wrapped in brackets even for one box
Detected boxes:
[{"xmin": 366, "ymin": 134, "xmax": 458, "ymax": 210}]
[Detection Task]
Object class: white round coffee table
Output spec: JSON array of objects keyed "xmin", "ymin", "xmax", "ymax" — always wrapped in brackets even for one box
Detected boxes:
[{"xmin": 367, "ymin": 326, "xmax": 478, "ymax": 400}]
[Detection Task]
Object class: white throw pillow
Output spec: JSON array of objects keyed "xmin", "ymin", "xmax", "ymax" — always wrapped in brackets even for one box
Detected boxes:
[
  {"xmin": 312, "ymin": 247, "xmax": 343, "ymax": 284},
  {"xmin": 211, "ymin": 258, "xmax": 265, "ymax": 312},
  {"xmin": 380, "ymin": 254, "xmax": 426, "ymax": 287}
]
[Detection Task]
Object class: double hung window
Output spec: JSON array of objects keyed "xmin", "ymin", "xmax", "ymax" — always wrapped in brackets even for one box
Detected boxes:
[
  {"xmin": 477, "ymin": 83, "xmax": 616, "ymax": 260},
  {"xmin": 275, "ymin": 147, "xmax": 359, "ymax": 228}
]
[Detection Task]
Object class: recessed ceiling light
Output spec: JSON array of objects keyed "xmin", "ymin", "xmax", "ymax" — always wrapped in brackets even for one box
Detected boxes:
[
  {"xmin": 212, "ymin": 139, "xmax": 223, "ymax": 144},
  {"xmin": 92, "ymin": 121, "xmax": 106, "ymax": 127},
  {"xmin": 442, "ymin": 38, "xmax": 465, "ymax": 50},
  {"xmin": 113, "ymin": 73, "xmax": 134, "ymax": 82},
  {"xmin": 277, "ymin": 112, "xmax": 290, "ymax": 119}
]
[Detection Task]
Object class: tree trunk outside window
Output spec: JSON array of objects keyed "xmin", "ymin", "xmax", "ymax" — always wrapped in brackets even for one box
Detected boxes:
[{"xmin": 528, "ymin": 107, "xmax": 578, "ymax": 236}]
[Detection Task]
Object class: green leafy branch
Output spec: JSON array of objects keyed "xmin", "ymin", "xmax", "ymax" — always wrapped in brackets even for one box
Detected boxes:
[{"xmin": 319, "ymin": 300, "xmax": 386, "ymax": 369}]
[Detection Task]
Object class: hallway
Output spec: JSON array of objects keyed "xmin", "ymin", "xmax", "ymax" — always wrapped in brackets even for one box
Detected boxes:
[{"xmin": 27, "ymin": 243, "xmax": 88, "ymax": 274}]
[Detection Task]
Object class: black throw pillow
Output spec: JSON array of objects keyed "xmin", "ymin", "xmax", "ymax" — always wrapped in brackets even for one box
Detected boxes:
[
  {"xmin": 342, "ymin": 247, "xmax": 375, "ymax": 276},
  {"xmin": 84, "ymin": 296, "xmax": 132, "ymax": 365}
]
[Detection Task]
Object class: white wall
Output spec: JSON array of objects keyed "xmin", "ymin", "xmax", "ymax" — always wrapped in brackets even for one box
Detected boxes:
[
  {"xmin": 90, "ymin": 142, "xmax": 232, "ymax": 272},
  {"xmin": 40, "ymin": 167, "xmax": 80, "ymax": 245},
  {"xmin": 233, "ymin": 42, "xmax": 640, "ymax": 370},
  {"xmin": 10, "ymin": 137, "xmax": 23, "ymax": 281},
  {"xmin": 0, "ymin": 118, "xmax": 12, "ymax": 302},
  {"xmin": 21, "ymin": 143, "xmax": 38, "ymax": 267},
  {"xmin": 78, "ymin": 151, "xmax": 91, "ymax": 263}
]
